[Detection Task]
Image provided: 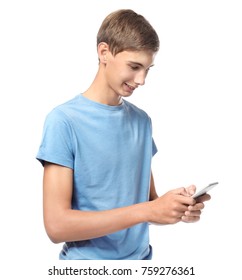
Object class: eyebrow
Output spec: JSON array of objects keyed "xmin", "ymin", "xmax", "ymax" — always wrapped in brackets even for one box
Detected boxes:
[{"xmin": 128, "ymin": 61, "xmax": 155, "ymax": 68}]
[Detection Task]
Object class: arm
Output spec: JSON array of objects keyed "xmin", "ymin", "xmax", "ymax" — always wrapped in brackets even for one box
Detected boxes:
[
  {"xmin": 43, "ymin": 163, "xmax": 196, "ymax": 243},
  {"xmin": 43, "ymin": 162, "xmax": 149, "ymax": 243},
  {"xmin": 148, "ymin": 175, "xmax": 211, "ymax": 223},
  {"xmin": 149, "ymin": 171, "xmax": 159, "ymax": 201}
]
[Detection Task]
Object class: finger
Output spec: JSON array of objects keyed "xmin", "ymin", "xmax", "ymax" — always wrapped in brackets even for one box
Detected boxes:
[
  {"xmin": 188, "ymin": 202, "xmax": 205, "ymax": 211},
  {"xmin": 176, "ymin": 194, "xmax": 196, "ymax": 206},
  {"xmin": 184, "ymin": 210, "xmax": 201, "ymax": 217},
  {"xmin": 171, "ymin": 187, "xmax": 188, "ymax": 195},
  {"xmin": 181, "ymin": 215, "xmax": 200, "ymax": 223},
  {"xmin": 185, "ymin": 185, "xmax": 196, "ymax": 196}
]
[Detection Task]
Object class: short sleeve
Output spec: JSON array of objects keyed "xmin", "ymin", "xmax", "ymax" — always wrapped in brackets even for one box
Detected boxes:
[{"xmin": 36, "ymin": 109, "xmax": 74, "ymax": 169}]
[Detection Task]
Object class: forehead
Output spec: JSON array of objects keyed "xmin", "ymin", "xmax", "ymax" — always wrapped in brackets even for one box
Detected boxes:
[{"xmin": 115, "ymin": 50, "xmax": 157, "ymax": 68}]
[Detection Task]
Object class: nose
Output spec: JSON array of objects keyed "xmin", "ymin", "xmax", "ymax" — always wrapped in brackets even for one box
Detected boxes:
[{"xmin": 134, "ymin": 71, "xmax": 146, "ymax": 86}]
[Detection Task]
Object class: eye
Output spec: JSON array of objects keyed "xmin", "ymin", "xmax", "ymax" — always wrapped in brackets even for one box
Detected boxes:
[{"xmin": 129, "ymin": 64, "xmax": 140, "ymax": 71}]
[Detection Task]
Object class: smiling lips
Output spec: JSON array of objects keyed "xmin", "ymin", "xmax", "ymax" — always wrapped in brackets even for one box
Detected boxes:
[{"xmin": 124, "ymin": 82, "xmax": 136, "ymax": 92}]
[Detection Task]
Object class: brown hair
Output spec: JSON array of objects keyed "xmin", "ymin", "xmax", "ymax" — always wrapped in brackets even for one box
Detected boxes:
[{"xmin": 97, "ymin": 9, "xmax": 160, "ymax": 55}]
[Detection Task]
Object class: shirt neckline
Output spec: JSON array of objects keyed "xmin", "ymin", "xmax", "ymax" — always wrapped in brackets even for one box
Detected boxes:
[{"xmin": 78, "ymin": 93, "xmax": 125, "ymax": 111}]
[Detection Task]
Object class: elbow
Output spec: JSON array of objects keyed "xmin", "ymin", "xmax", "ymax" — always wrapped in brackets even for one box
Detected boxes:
[
  {"xmin": 44, "ymin": 218, "xmax": 65, "ymax": 244},
  {"xmin": 47, "ymin": 233, "xmax": 62, "ymax": 244}
]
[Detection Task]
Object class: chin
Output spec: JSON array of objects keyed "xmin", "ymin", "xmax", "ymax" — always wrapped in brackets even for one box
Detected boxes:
[
  {"xmin": 115, "ymin": 91, "xmax": 132, "ymax": 99},
  {"xmin": 121, "ymin": 89, "xmax": 135, "ymax": 97}
]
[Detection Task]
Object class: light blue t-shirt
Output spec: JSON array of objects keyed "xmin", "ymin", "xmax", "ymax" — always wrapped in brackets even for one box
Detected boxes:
[{"xmin": 37, "ymin": 94, "xmax": 157, "ymax": 260}]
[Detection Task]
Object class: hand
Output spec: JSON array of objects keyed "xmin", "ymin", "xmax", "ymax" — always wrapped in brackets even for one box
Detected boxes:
[
  {"xmin": 148, "ymin": 187, "xmax": 196, "ymax": 225},
  {"xmin": 181, "ymin": 185, "xmax": 211, "ymax": 223}
]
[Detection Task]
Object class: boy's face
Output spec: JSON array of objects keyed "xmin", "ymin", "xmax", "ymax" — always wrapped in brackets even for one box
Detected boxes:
[{"xmin": 104, "ymin": 49, "xmax": 156, "ymax": 99}]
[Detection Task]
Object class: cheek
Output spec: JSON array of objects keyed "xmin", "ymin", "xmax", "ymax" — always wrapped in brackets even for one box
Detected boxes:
[
  {"xmin": 106, "ymin": 58, "xmax": 134, "ymax": 83},
  {"xmin": 107, "ymin": 65, "xmax": 128, "ymax": 83}
]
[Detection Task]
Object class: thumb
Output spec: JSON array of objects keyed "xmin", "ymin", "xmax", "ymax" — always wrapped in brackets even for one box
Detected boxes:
[
  {"xmin": 172, "ymin": 187, "xmax": 190, "ymax": 196},
  {"xmin": 186, "ymin": 185, "xmax": 196, "ymax": 196}
]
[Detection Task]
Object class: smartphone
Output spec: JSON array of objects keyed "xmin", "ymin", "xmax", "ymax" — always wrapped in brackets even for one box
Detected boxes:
[{"xmin": 192, "ymin": 182, "xmax": 219, "ymax": 199}]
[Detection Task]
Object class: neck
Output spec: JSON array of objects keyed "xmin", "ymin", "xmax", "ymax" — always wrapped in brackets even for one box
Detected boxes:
[{"xmin": 83, "ymin": 69, "xmax": 122, "ymax": 106}]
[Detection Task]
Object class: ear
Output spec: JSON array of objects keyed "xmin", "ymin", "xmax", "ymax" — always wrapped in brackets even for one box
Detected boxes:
[{"xmin": 97, "ymin": 42, "xmax": 109, "ymax": 64}]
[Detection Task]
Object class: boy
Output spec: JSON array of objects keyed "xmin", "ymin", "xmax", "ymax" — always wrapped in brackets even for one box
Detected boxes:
[{"xmin": 36, "ymin": 9, "xmax": 210, "ymax": 260}]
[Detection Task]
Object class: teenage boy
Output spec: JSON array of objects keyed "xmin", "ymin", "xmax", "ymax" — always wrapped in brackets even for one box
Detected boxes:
[{"xmin": 37, "ymin": 9, "xmax": 210, "ymax": 260}]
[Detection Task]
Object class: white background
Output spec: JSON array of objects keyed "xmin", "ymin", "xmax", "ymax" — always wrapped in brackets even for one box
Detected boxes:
[{"xmin": 1, "ymin": 0, "xmax": 241, "ymax": 279}]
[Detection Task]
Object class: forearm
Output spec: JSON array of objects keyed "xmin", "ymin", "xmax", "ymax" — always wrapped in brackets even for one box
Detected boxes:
[
  {"xmin": 44, "ymin": 202, "xmax": 150, "ymax": 243},
  {"xmin": 43, "ymin": 165, "xmax": 198, "ymax": 243}
]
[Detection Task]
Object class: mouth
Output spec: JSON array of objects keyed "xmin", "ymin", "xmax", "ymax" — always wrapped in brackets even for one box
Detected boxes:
[{"xmin": 124, "ymin": 83, "xmax": 136, "ymax": 92}]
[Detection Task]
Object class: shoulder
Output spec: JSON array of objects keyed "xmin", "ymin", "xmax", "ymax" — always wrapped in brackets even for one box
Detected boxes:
[
  {"xmin": 123, "ymin": 99, "xmax": 151, "ymax": 120},
  {"xmin": 45, "ymin": 95, "xmax": 80, "ymax": 124}
]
